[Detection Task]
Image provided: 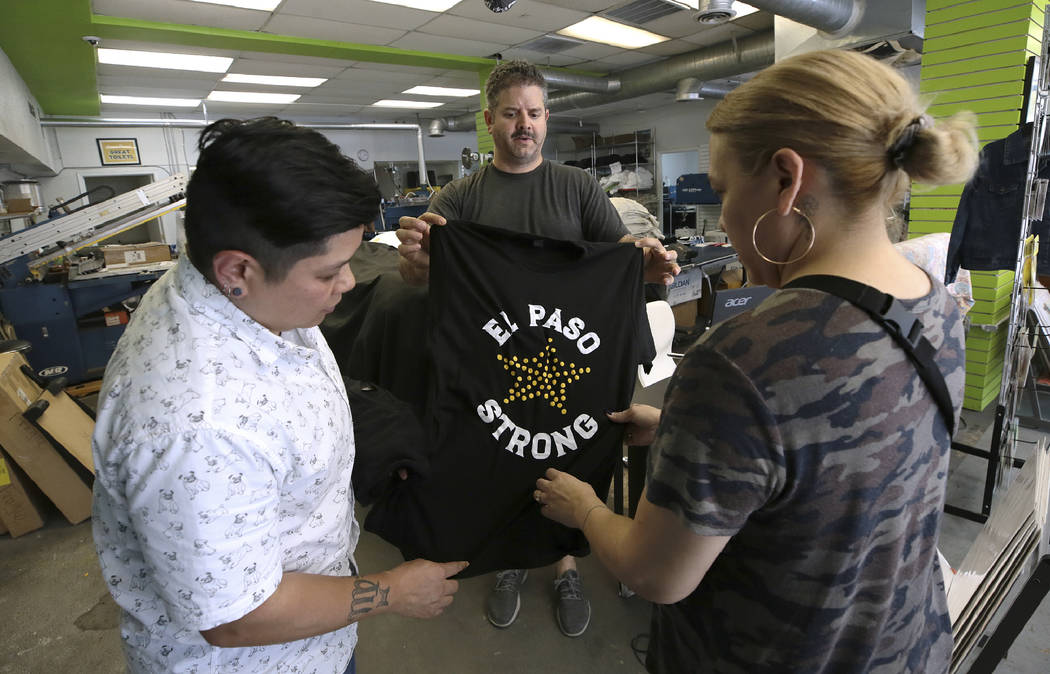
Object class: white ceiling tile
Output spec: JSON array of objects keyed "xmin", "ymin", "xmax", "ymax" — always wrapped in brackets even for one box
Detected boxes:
[
  {"xmin": 336, "ymin": 67, "xmax": 429, "ymax": 85},
  {"xmin": 278, "ymin": 0, "xmax": 437, "ymax": 31},
  {"xmin": 389, "ymin": 32, "xmax": 506, "ymax": 58},
  {"xmin": 541, "ymin": 0, "xmax": 619, "ymax": 11},
  {"xmin": 227, "ymin": 57, "xmax": 348, "ymax": 78},
  {"xmin": 350, "ymin": 62, "xmax": 449, "ymax": 77},
  {"xmin": 416, "ymin": 14, "xmax": 544, "ymax": 45},
  {"xmin": 290, "ymin": 103, "xmax": 366, "ymax": 116},
  {"xmin": 447, "ymin": 0, "xmax": 589, "ymax": 32},
  {"xmin": 680, "ymin": 23, "xmax": 752, "ymax": 47},
  {"xmin": 588, "ymin": 50, "xmax": 663, "ymax": 67},
  {"xmin": 262, "ymin": 14, "xmax": 407, "ymax": 45},
  {"xmin": 92, "ymin": 0, "xmax": 270, "ymax": 31},
  {"xmin": 498, "ymin": 48, "xmax": 587, "ymax": 68},
  {"xmin": 638, "ymin": 11, "xmax": 711, "ymax": 39},
  {"xmin": 557, "ymin": 43, "xmax": 622, "ymax": 61},
  {"xmin": 637, "ymin": 39, "xmax": 703, "ymax": 57}
]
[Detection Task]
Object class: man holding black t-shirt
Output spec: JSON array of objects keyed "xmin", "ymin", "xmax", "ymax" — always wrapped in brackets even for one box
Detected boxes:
[{"xmin": 397, "ymin": 60, "xmax": 678, "ymax": 638}]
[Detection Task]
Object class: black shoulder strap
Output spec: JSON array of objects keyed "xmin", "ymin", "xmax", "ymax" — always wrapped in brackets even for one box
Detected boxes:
[{"xmin": 782, "ymin": 274, "xmax": 956, "ymax": 436}]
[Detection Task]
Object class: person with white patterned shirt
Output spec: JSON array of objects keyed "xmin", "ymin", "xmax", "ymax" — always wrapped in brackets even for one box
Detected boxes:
[{"xmin": 92, "ymin": 117, "xmax": 466, "ymax": 674}]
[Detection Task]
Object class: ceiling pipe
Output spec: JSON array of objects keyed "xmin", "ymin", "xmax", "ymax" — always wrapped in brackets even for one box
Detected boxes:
[
  {"xmin": 743, "ymin": 0, "xmax": 861, "ymax": 36},
  {"xmin": 546, "ymin": 30, "xmax": 774, "ymax": 113},
  {"xmin": 427, "ymin": 114, "xmax": 600, "ymax": 137},
  {"xmin": 537, "ymin": 68, "xmax": 621, "ymax": 95},
  {"xmin": 674, "ymin": 78, "xmax": 735, "ymax": 101}
]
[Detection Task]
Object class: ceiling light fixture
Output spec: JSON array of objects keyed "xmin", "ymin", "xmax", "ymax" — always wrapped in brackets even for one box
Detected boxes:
[
  {"xmin": 223, "ymin": 74, "xmax": 327, "ymax": 87},
  {"xmin": 369, "ymin": 0, "xmax": 461, "ymax": 11},
  {"xmin": 207, "ymin": 91, "xmax": 301, "ymax": 104},
  {"xmin": 403, "ymin": 86, "xmax": 480, "ymax": 97},
  {"xmin": 100, "ymin": 95, "xmax": 201, "ymax": 107},
  {"xmin": 190, "ymin": 0, "xmax": 282, "ymax": 10},
  {"xmin": 98, "ymin": 48, "xmax": 233, "ymax": 73},
  {"xmin": 372, "ymin": 99, "xmax": 445, "ymax": 109},
  {"xmin": 557, "ymin": 16, "xmax": 669, "ymax": 49}
]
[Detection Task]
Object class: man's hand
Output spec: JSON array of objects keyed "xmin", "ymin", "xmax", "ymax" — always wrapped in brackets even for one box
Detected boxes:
[
  {"xmin": 636, "ymin": 237, "xmax": 680, "ymax": 286},
  {"xmin": 396, "ymin": 212, "xmax": 446, "ymax": 285},
  {"xmin": 607, "ymin": 404, "xmax": 662, "ymax": 446},
  {"xmin": 383, "ymin": 559, "xmax": 467, "ymax": 619}
]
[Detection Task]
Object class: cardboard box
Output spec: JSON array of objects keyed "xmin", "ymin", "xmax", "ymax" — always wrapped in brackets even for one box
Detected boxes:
[
  {"xmin": 0, "ymin": 353, "xmax": 92, "ymax": 524},
  {"xmin": 0, "ymin": 449, "xmax": 46, "ymax": 537},
  {"xmin": 5, "ymin": 198, "xmax": 35, "ymax": 214},
  {"xmin": 101, "ymin": 242, "xmax": 171, "ymax": 267},
  {"xmin": 672, "ymin": 300, "xmax": 698, "ymax": 329},
  {"xmin": 666, "ymin": 265, "xmax": 707, "ymax": 306}
]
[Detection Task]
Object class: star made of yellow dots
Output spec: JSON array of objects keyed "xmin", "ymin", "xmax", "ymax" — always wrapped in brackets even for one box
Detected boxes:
[{"xmin": 497, "ymin": 338, "xmax": 591, "ymax": 415}]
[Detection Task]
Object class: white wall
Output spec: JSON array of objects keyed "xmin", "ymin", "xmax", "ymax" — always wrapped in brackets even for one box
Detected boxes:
[{"xmin": 33, "ymin": 124, "xmax": 476, "ymax": 244}]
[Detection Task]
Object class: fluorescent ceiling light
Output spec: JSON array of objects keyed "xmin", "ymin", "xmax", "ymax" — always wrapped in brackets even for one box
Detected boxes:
[
  {"xmin": 223, "ymin": 74, "xmax": 327, "ymax": 87},
  {"xmin": 372, "ymin": 99, "xmax": 445, "ymax": 109},
  {"xmin": 191, "ymin": 0, "xmax": 282, "ymax": 10},
  {"xmin": 101, "ymin": 95, "xmax": 201, "ymax": 108},
  {"xmin": 98, "ymin": 48, "xmax": 232, "ymax": 73},
  {"xmin": 557, "ymin": 16, "xmax": 669, "ymax": 49},
  {"xmin": 207, "ymin": 91, "xmax": 301, "ymax": 104},
  {"xmin": 733, "ymin": 2, "xmax": 760, "ymax": 18},
  {"xmin": 403, "ymin": 86, "xmax": 480, "ymax": 97},
  {"xmin": 369, "ymin": 0, "xmax": 461, "ymax": 11}
]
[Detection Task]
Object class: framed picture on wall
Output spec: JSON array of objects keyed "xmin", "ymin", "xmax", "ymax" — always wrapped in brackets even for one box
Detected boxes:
[{"xmin": 96, "ymin": 138, "xmax": 141, "ymax": 166}]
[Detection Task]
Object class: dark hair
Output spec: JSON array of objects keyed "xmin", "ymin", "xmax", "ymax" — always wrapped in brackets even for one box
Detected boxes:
[
  {"xmin": 486, "ymin": 60, "xmax": 547, "ymax": 110},
  {"xmin": 185, "ymin": 117, "xmax": 381, "ymax": 283}
]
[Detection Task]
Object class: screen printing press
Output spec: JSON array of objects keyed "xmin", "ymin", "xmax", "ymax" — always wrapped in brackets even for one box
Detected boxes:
[{"xmin": 0, "ymin": 174, "xmax": 186, "ymax": 384}]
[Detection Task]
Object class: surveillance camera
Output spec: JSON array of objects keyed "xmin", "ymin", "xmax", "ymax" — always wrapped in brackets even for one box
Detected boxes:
[{"xmin": 82, "ymin": 36, "xmax": 101, "ymax": 47}]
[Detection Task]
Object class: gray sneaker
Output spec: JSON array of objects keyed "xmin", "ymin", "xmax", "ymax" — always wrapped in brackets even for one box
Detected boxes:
[
  {"xmin": 554, "ymin": 569, "xmax": 591, "ymax": 637},
  {"xmin": 486, "ymin": 569, "xmax": 528, "ymax": 628}
]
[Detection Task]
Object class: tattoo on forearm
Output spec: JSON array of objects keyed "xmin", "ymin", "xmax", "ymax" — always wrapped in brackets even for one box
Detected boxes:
[{"xmin": 347, "ymin": 578, "xmax": 390, "ymax": 621}]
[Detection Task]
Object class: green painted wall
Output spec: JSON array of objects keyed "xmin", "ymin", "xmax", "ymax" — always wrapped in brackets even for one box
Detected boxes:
[{"xmin": 916, "ymin": 0, "xmax": 1047, "ymax": 410}]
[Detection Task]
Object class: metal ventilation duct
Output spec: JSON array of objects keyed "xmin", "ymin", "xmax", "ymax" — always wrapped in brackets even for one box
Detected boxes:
[
  {"xmin": 427, "ymin": 115, "xmax": 599, "ymax": 137},
  {"xmin": 695, "ymin": 0, "xmax": 738, "ymax": 25},
  {"xmin": 675, "ymin": 78, "xmax": 735, "ymax": 101},
  {"xmin": 546, "ymin": 30, "xmax": 774, "ymax": 113},
  {"xmin": 746, "ymin": 0, "xmax": 859, "ymax": 35},
  {"xmin": 538, "ymin": 69, "xmax": 621, "ymax": 95}
]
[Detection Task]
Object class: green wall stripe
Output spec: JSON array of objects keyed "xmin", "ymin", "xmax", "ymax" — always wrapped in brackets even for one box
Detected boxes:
[
  {"xmin": 927, "ymin": 1, "xmax": 1034, "ymax": 25},
  {"xmin": 978, "ymin": 125, "xmax": 1021, "ymax": 140},
  {"xmin": 913, "ymin": 184, "xmax": 967, "ymax": 196},
  {"xmin": 923, "ymin": 35, "xmax": 1032, "ymax": 65},
  {"xmin": 926, "ymin": 6, "xmax": 1039, "ymax": 39},
  {"xmin": 928, "ymin": 95, "xmax": 1022, "ymax": 116},
  {"xmin": 911, "ymin": 208, "xmax": 960, "ymax": 221},
  {"xmin": 475, "ymin": 68, "xmax": 493, "ymax": 154},
  {"xmin": 926, "ymin": 81, "xmax": 1029, "ymax": 103},
  {"xmin": 920, "ymin": 66, "xmax": 1026, "ymax": 91},
  {"xmin": 910, "ymin": 195, "xmax": 963, "ymax": 208},
  {"xmin": 922, "ymin": 52, "xmax": 1029, "ymax": 78},
  {"xmin": 908, "ymin": 221, "xmax": 953, "ymax": 234},
  {"xmin": 922, "ymin": 20, "xmax": 1038, "ymax": 51}
]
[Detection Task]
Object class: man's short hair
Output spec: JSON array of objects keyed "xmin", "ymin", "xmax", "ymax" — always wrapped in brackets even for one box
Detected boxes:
[
  {"xmin": 184, "ymin": 117, "xmax": 380, "ymax": 283},
  {"xmin": 485, "ymin": 60, "xmax": 548, "ymax": 110}
]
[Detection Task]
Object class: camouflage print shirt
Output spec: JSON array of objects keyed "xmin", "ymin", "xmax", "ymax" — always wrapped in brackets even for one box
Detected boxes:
[{"xmin": 644, "ymin": 279, "xmax": 965, "ymax": 674}]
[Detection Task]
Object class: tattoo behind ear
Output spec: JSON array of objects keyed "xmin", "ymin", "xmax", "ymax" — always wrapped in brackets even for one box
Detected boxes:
[{"xmin": 798, "ymin": 194, "xmax": 818, "ymax": 217}]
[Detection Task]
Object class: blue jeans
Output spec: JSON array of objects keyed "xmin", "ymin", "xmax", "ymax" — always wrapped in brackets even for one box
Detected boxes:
[{"xmin": 342, "ymin": 653, "xmax": 356, "ymax": 674}]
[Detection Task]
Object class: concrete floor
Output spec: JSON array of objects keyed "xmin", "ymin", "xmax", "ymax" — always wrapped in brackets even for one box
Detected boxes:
[{"xmin": 2, "ymin": 406, "xmax": 1049, "ymax": 673}]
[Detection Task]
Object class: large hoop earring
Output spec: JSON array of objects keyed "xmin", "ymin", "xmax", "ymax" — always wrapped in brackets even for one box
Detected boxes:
[{"xmin": 751, "ymin": 206, "xmax": 816, "ymax": 266}]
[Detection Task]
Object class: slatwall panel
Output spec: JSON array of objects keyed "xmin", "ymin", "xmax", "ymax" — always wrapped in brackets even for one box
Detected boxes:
[
  {"xmin": 475, "ymin": 67, "xmax": 494, "ymax": 156},
  {"xmin": 917, "ymin": 0, "xmax": 1046, "ymax": 410}
]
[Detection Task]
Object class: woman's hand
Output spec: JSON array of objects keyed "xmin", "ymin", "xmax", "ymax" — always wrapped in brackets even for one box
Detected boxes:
[
  {"xmin": 535, "ymin": 468, "xmax": 604, "ymax": 529},
  {"xmin": 607, "ymin": 404, "xmax": 661, "ymax": 446}
]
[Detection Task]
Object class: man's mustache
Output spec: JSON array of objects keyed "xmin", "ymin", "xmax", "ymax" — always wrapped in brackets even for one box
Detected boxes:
[{"xmin": 512, "ymin": 132, "xmax": 535, "ymax": 140}]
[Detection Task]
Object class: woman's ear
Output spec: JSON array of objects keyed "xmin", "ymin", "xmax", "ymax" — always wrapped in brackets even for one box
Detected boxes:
[
  {"xmin": 771, "ymin": 148, "xmax": 805, "ymax": 217},
  {"xmin": 212, "ymin": 250, "xmax": 256, "ymax": 294}
]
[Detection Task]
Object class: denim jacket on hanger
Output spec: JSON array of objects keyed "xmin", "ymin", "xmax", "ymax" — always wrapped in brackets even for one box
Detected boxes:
[{"xmin": 944, "ymin": 122, "xmax": 1050, "ymax": 283}]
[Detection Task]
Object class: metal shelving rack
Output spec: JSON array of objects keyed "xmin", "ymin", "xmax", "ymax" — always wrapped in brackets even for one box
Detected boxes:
[{"xmin": 947, "ymin": 22, "xmax": 1050, "ymax": 525}]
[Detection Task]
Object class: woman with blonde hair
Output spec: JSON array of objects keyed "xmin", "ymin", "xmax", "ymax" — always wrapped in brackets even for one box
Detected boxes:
[{"xmin": 536, "ymin": 49, "xmax": 978, "ymax": 673}]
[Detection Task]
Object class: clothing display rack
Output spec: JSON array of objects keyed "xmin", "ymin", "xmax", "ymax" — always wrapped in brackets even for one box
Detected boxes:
[{"xmin": 946, "ymin": 25, "xmax": 1050, "ymax": 525}]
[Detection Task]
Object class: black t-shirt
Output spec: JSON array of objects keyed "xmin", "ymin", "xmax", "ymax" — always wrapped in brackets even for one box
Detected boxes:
[{"xmin": 366, "ymin": 221, "xmax": 654, "ymax": 577}]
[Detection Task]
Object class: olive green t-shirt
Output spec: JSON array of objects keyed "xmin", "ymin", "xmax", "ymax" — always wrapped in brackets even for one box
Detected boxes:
[{"xmin": 429, "ymin": 160, "xmax": 627, "ymax": 243}]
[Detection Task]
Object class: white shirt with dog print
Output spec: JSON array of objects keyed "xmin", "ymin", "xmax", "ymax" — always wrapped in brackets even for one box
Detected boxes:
[{"xmin": 92, "ymin": 258, "xmax": 359, "ymax": 673}]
